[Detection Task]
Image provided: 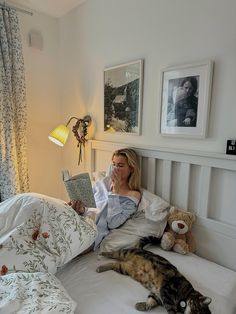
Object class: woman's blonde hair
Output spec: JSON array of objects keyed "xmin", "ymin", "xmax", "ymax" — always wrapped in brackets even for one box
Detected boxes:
[{"xmin": 112, "ymin": 148, "xmax": 141, "ymax": 191}]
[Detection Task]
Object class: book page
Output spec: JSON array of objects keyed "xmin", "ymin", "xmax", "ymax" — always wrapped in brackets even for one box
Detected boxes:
[{"xmin": 63, "ymin": 172, "xmax": 96, "ymax": 208}]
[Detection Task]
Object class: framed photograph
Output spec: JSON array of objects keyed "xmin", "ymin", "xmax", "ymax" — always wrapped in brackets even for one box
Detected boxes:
[
  {"xmin": 160, "ymin": 60, "xmax": 213, "ymax": 138},
  {"xmin": 104, "ymin": 59, "xmax": 143, "ymax": 135}
]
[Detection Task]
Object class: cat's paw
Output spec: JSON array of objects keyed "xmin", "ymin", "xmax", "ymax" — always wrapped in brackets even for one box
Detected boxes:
[
  {"xmin": 96, "ymin": 265, "xmax": 106, "ymax": 273},
  {"xmin": 99, "ymin": 251, "xmax": 107, "ymax": 256},
  {"xmin": 136, "ymin": 297, "xmax": 160, "ymax": 311},
  {"xmin": 135, "ymin": 302, "xmax": 148, "ymax": 311},
  {"xmin": 99, "ymin": 251, "xmax": 113, "ymax": 258}
]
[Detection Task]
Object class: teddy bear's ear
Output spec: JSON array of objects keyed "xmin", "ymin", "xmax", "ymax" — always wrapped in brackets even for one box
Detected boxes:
[
  {"xmin": 189, "ymin": 212, "xmax": 197, "ymax": 222},
  {"xmin": 169, "ymin": 206, "xmax": 177, "ymax": 214}
]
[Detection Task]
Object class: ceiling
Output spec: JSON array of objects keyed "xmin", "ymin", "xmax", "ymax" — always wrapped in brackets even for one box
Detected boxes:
[{"xmin": 7, "ymin": 0, "xmax": 85, "ymax": 17}]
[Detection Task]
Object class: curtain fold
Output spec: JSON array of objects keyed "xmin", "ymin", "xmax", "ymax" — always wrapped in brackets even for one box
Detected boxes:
[{"xmin": 0, "ymin": 7, "xmax": 29, "ymax": 201}]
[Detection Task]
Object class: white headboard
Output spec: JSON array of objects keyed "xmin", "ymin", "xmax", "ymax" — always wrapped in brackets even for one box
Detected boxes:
[{"xmin": 86, "ymin": 140, "xmax": 236, "ymax": 271}]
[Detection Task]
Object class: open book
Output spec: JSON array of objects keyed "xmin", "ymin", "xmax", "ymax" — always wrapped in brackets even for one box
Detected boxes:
[{"xmin": 62, "ymin": 170, "xmax": 96, "ymax": 208}]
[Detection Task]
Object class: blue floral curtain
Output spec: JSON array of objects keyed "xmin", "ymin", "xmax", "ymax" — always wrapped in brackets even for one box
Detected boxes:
[{"xmin": 0, "ymin": 7, "xmax": 29, "ymax": 201}]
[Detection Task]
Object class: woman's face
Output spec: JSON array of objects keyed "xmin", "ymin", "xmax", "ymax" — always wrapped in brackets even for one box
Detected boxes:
[
  {"xmin": 112, "ymin": 155, "xmax": 131, "ymax": 181},
  {"xmin": 183, "ymin": 81, "xmax": 194, "ymax": 96}
]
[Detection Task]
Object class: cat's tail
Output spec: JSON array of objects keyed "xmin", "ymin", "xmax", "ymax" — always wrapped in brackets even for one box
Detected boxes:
[{"xmin": 137, "ymin": 236, "xmax": 161, "ymax": 249}]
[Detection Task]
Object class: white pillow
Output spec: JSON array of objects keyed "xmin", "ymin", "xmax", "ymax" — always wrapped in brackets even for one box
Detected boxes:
[
  {"xmin": 91, "ymin": 164, "xmax": 112, "ymax": 184},
  {"xmin": 99, "ymin": 189, "xmax": 169, "ymax": 252},
  {"xmin": 139, "ymin": 188, "xmax": 169, "ymax": 222},
  {"xmin": 92, "ymin": 171, "xmax": 106, "ymax": 183}
]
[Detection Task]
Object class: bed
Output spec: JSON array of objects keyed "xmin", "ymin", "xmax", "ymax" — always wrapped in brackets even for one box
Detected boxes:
[
  {"xmin": 56, "ymin": 247, "xmax": 236, "ymax": 314},
  {"xmin": 58, "ymin": 140, "xmax": 236, "ymax": 314},
  {"xmin": 1, "ymin": 139, "xmax": 236, "ymax": 313}
]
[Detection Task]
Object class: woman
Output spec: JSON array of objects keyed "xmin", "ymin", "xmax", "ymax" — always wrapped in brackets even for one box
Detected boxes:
[{"xmin": 69, "ymin": 148, "xmax": 141, "ymax": 250}]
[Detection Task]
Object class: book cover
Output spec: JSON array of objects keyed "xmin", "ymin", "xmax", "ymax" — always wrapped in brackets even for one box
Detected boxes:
[{"xmin": 62, "ymin": 171, "xmax": 96, "ymax": 208}]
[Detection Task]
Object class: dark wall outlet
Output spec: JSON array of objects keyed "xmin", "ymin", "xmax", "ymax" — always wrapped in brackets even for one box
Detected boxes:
[{"xmin": 226, "ymin": 140, "xmax": 236, "ymax": 155}]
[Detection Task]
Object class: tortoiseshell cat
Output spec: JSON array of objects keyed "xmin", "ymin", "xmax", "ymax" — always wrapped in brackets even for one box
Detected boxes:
[{"xmin": 96, "ymin": 240, "xmax": 212, "ymax": 313}]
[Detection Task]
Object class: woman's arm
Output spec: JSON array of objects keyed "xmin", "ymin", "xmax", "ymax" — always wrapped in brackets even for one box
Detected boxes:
[{"xmin": 106, "ymin": 195, "xmax": 138, "ymax": 229}]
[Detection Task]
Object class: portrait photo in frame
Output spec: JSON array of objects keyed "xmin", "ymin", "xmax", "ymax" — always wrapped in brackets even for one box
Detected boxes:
[
  {"xmin": 160, "ymin": 60, "xmax": 213, "ymax": 138},
  {"xmin": 104, "ymin": 59, "xmax": 143, "ymax": 135}
]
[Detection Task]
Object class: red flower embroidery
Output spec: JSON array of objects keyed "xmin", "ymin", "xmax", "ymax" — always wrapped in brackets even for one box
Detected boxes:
[
  {"xmin": 42, "ymin": 232, "xmax": 49, "ymax": 239},
  {"xmin": 0, "ymin": 265, "xmax": 8, "ymax": 276},
  {"xmin": 32, "ymin": 228, "xmax": 40, "ymax": 240}
]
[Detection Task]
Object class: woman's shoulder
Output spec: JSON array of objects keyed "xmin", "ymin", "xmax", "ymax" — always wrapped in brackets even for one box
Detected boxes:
[{"xmin": 126, "ymin": 190, "xmax": 141, "ymax": 201}]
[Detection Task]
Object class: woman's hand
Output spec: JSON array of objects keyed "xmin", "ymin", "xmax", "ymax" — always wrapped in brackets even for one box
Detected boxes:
[
  {"xmin": 68, "ymin": 200, "xmax": 86, "ymax": 215},
  {"xmin": 111, "ymin": 167, "xmax": 122, "ymax": 193}
]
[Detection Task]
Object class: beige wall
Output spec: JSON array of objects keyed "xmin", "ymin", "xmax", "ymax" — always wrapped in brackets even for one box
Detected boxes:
[
  {"xmin": 19, "ymin": 0, "xmax": 236, "ymax": 198},
  {"xmin": 59, "ymin": 0, "xmax": 236, "ymax": 155},
  {"xmin": 19, "ymin": 12, "xmax": 64, "ymax": 198}
]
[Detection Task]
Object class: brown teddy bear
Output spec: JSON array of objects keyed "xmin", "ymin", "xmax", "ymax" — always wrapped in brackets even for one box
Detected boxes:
[{"xmin": 160, "ymin": 206, "xmax": 196, "ymax": 255}]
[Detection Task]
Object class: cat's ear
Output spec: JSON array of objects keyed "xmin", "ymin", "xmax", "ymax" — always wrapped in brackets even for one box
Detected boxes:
[{"xmin": 202, "ymin": 296, "xmax": 212, "ymax": 305}]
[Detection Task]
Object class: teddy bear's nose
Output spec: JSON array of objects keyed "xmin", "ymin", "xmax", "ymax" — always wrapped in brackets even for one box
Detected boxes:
[{"xmin": 177, "ymin": 223, "xmax": 185, "ymax": 229}]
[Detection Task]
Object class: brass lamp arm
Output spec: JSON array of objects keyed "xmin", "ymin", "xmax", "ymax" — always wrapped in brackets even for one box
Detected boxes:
[
  {"xmin": 66, "ymin": 115, "xmax": 91, "ymax": 127},
  {"xmin": 66, "ymin": 116, "xmax": 79, "ymax": 127}
]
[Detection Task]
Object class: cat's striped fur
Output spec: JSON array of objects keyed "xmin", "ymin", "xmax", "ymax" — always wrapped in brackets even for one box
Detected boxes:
[{"xmin": 96, "ymin": 239, "xmax": 211, "ymax": 314}]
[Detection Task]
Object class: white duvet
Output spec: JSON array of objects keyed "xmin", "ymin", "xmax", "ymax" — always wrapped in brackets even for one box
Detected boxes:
[
  {"xmin": 0, "ymin": 272, "xmax": 76, "ymax": 314},
  {"xmin": 0, "ymin": 192, "xmax": 97, "ymax": 313}
]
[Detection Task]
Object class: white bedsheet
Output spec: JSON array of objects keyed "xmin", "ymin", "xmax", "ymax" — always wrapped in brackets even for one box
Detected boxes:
[{"xmin": 56, "ymin": 246, "xmax": 236, "ymax": 314}]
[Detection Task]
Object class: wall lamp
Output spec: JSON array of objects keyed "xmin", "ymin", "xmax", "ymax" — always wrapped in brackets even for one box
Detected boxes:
[{"xmin": 48, "ymin": 115, "xmax": 92, "ymax": 164}]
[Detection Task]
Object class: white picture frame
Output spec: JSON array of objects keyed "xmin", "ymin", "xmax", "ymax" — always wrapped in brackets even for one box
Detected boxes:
[
  {"xmin": 104, "ymin": 59, "xmax": 143, "ymax": 135},
  {"xmin": 160, "ymin": 60, "xmax": 213, "ymax": 138}
]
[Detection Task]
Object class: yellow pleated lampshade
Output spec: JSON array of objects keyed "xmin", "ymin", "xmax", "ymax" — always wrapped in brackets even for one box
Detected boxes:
[{"xmin": 48, "ymin": 124, "xmax": 69, "ymax": 147}]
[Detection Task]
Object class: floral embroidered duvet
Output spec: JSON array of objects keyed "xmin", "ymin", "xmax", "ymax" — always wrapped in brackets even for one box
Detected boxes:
[
  {"xmin": 0, "ymin": 192, "xmax": 97, "ymax": 313},
  {"xmin": 0, "ymin": 272, "xmax": 77, "ymax": 313}
]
